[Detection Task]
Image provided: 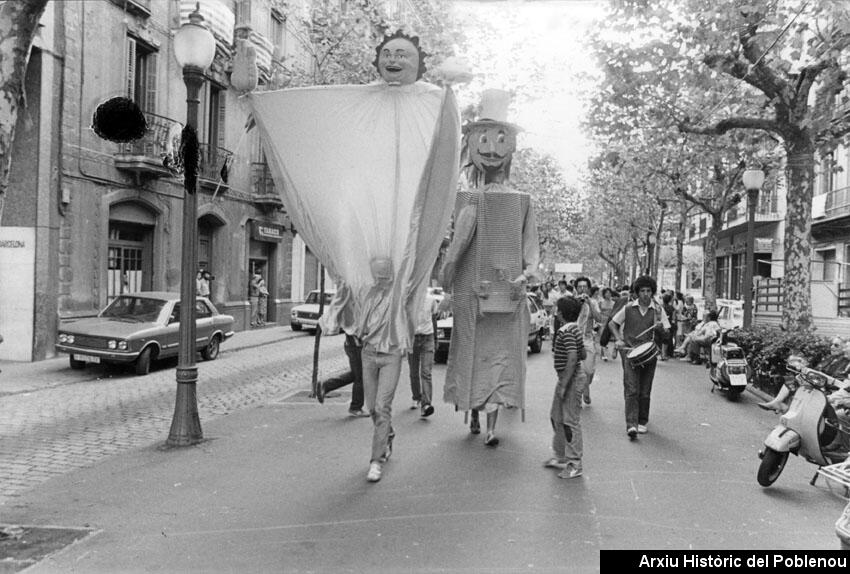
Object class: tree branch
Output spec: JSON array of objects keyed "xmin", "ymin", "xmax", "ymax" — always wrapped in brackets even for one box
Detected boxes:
[{"xmin": 679, "ymin": 116, "xmax": 783, "ymax": 136}]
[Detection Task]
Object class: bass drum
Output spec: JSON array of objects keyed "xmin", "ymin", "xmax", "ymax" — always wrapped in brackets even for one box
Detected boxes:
[{"xmin": 627, "ymin": 341, "xmax": 659, "ymax": 369}]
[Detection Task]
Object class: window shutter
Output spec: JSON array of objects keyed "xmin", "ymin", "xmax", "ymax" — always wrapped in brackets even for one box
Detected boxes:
[
  {"xmin": 126, "ymin": 37, "xmax": 137, "ymax": 99},
  {"xmin": 217, "ymin": 93, "xmax": 226, "ymax": 149},
  {"xmin": 144, "ymin": 51, "xmax": 158, "ymax": 113}
]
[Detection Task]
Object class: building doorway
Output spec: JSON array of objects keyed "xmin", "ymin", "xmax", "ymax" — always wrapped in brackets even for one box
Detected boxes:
[{"xmin": 108, "ymin": 221, "xmax": 153, "ymax": 301}]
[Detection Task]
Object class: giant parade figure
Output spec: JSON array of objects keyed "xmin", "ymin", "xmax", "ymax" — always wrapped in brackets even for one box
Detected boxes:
[
  {"xmin": 440, "ymin": 89, "xmax": 539, "ymax": 447},
  {"xmin": 245, "ymin": 32, "xmax": 462, "ymax": 483}
]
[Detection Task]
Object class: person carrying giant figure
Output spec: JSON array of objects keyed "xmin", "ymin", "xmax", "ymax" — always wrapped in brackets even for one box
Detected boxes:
[
  {"xmin": 245, "ymin": 31, "xmax": 463, "ymax": 482},
  {"xmin": 440, "ymin": 89, "xmax": 540, "ymax": 447}
]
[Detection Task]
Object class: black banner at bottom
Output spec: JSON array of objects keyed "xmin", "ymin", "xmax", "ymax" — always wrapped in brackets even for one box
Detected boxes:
[{"xmin": 601, "ymin": 550, "xmax": 848, "ymax": 572}]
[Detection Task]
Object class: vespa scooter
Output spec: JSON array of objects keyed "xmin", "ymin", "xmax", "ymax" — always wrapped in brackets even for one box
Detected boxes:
[
  {"xmin": 757, "ymin": 358, "xmax": 850, "ymax": 487},
  {"xmin": 707, "ymin": 329, "xmax": 749, "ymax": 400}
]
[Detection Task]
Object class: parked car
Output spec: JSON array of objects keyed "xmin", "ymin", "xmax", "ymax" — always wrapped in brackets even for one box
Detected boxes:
[
  {"xmin": 434, "ymin": 293, "xmax": 547, "ymax": 364},
  {"xmin": 55, "ymin": 292, "xmax": 234, "ymax": 375},
  {"xmin": 290, "ymin": 290, "xmax": 336, "ymax": 332}
]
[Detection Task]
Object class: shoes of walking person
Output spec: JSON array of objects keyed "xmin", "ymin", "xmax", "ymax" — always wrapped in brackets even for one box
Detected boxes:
[
  {"xmin": 410, "ymin": 400, "xmax": 420, "ymax": 410},
  {"xmin": 470, "ymin": 417, "xmax": 481, "ymax": 435},
  {"xmin": 484, "ymin": 432, "xmax": 500, "ymax": 447},
  {"xmin": 543, "ymin": 458, "xmax": 568, "ymax": 470},
  {"xmin": 367, "ymin": 462, "xmax": 382, "ymax": 483},
  {"xmin": 558, "ymin": 464, "xmax": 583, "ymax": 479},
  {"xmin": 627, "ymin": 426, "xmax": 638, "ymax": 439},
  {"xmin": 420, "ymin": 403, "xmax": 435, "ymax": 418},
  {"xmin": 379, "ymin": 432, "xmax": 395, "ymax": 463},
  {"xmin": 348, "ymin": 408, "xmax": 369, "ymax": 418},
  {"xmin": 637, "ymin": 424, "xmax": 648, "ymax": 434}
]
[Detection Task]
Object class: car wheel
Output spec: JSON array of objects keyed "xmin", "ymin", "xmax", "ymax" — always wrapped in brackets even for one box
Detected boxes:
[
  {"xmin": 69, "ymin": 356, "xmax": 86, "ymax": 370},
  {"xmin": 135, "ymin": 346, "xmax": 153, "ymax": 376},
  {"xmin": 290, "ymin": 322, "xmax": 302, "ymax": 331},
  {"xmin": 529, "ymin": 331, "xmax": 543, "ymax": 354},
  {"xmin": 201, "ymin": 335, "xmax": 220, "ymax": 361}
]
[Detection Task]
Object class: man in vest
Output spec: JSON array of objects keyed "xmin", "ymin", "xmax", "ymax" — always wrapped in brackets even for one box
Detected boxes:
[{"xmin": 607, "ymin": 275, "xmax": 670, "ymax": 439}]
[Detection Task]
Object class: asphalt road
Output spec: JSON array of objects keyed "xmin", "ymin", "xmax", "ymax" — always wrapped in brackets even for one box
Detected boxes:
[{"xmin": 3, "ymin": 338, "xmax": 849, "ymax": 573}]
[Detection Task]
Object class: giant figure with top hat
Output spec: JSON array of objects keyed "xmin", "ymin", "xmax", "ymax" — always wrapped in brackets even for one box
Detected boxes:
[{"xmin": 440, "ymin": 88, "xmax": 540, "ymax": 447}]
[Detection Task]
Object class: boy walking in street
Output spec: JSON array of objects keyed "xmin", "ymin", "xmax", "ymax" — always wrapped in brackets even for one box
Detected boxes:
[
  {"xmin": 408, "ymin": 292, "xmax": 438, "ymax": 417},
  {"xmin": 544, "ymin": 296, "xmax": 586, "ymax": 479},
  {"xmin": 608, "ymin": 276, "xmax": 670, "ymax": 439}
]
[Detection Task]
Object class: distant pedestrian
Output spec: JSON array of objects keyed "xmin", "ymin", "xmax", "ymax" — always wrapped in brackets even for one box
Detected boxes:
[
  {"xmin": 544, "ymin": 296, "xmax": 586, "ymax": 479},
  {"xmin": 249, "ymin": 271, "xmax": 263, "ymax": 327},
  {"xmin": 257, "ymin": 279, "xmax": 269, "ymax": 326},
  {"xmin": 408, "ymin": 292, "xmax": 439, "ymax": 417},
  {"xmin": 196, "ymin": 270, "xmax": 210, "ymax": 298},
  {"xmin": 574, "ymin": 276, "xmax": 602, "ymax": 406}
]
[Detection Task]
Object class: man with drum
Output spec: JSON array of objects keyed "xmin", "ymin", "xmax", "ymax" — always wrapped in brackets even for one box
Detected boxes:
[{"xmin": 607, "ymin": 275, "xmax": 671, "ymax": 439}]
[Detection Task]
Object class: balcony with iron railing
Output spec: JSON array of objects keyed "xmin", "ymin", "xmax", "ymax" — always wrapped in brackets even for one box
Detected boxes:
[
  {"xmin": 251, "ymin": 162, "xmax": 284, "ymax": 212},
  {"xmin": 114, "ymin": 112, "xmax": 182, "ymax": 180},
  {"xmin": 198, "ymin": 144, "xmax": 233, "ymax": 191}
]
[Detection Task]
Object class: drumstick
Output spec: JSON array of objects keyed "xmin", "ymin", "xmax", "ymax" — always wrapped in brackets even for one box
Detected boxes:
[{"xmin": 634, "ymin": 324, "xmax": 656, "ymax": 340}]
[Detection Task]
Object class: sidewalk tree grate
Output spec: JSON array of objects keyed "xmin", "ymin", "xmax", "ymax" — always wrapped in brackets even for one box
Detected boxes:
[
  {"xmin": 276, "ymin": 389, "xmax": 351, "ymax": 404},
  {"xmin": 0, "ymin": 525, "xmax": 95, "ymax": 573}
]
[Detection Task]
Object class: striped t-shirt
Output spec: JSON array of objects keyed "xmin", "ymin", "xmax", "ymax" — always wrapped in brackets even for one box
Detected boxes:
[{"xmin": 553, "ymin": 322, "xmax": 583, "ymax": 372}]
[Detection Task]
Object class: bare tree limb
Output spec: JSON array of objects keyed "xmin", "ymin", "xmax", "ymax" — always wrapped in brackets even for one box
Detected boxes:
[{"xmin": 679, "ymin": 116, "xmax": 784, "ymax": 136}]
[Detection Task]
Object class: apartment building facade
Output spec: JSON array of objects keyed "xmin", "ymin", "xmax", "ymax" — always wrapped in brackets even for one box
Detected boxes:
[{"xmin": 0, "ymin": 0, "xmax": 431, "ymax": 361}]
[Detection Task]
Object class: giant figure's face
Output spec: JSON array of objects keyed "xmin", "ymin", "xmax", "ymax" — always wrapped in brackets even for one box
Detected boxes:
[
  {"xmin": 378, "ymin": 38, "xmax": 420, "ymax": 86},
  {"xmin": 468, "ymin": 124, "xmax": 516, "ymax": 175}
]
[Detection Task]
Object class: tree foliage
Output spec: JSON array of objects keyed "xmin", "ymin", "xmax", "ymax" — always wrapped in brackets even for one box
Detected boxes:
[
  {"xmin": 510, "ymin": 148, "xmax": 583, "ymax": 272},
  {"xmin": 586, "ymin": 0, "xmax": 850, "ymax": 329},
  {"xmin": 273, "ymin": 0, "xmax": 462, "ymax": 87}
]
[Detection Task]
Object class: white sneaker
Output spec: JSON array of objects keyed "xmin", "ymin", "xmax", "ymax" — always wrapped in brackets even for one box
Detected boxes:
[
  {"xmin": 410, "ymin": 400, "xmax": 420, "ymax": 410},
  {"xmin": 366, "ymin": 462, "xmax": 382, "ymax": 482},
  {"xmin": 637, "ymin": 424, "xmax": 648, "ymax": 434}
]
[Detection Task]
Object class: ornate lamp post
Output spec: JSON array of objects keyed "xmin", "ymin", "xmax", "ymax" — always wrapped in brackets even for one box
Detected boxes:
[
  {"xmin": 742, "ymin": 167, "xmax": 765, "ymax": 330},
  {"xmin": 645, "ymin": 231, "xmax": 656, "ymax": 277},
  {"xmin": 167, "ymin": 4, "xmax": 216, "ymax": 447}
]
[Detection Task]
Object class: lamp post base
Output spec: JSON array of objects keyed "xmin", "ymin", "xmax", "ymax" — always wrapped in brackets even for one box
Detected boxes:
[{"xmin": 166, "ymin": 367, "xmax": 202, "ymax": 446}]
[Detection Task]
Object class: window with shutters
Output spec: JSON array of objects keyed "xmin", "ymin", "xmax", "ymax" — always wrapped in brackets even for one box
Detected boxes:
[
  {"xmin": 126, "ymin": 36, "xmax": 158, "ymax": 113},
  {"xmin": 206, "ymin": 84, "xmax": 226, "ymax": 149}
]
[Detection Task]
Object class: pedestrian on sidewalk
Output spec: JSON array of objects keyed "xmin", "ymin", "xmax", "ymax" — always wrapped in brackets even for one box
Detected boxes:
[
  {"xmin": 257, "ymin": 279, "xmax": 269, "ymax": 326},
  {"xmin": 544, "ymin": 296, "xmax": 586, "ymax": 479},
  {"xmin": 408, "ymin": 292, "xmax": 438, "ymax": 417},
  {"xmin": 249, "ymin": 271, "xmax": 263, "ymax": 327},
  {"xmin": 607, "ymin": 275, "xmax": 670, "ymax": 439}
]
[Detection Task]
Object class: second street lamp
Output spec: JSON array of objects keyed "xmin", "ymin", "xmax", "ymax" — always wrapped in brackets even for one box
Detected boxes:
[
  {"xmin": 167, "ymin": 4, "xmax": 216, "ymax": 447},
  {"xmin": 742, "ymin": 167, "xmax": 765, "ymax": 331}
]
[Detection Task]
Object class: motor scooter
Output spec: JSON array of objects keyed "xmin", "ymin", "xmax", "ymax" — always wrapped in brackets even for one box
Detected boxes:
[
  {"xmin": 707, "ymin": 328, "xmax": 749, "ymax": 400},
  {"xmin": 757, "ymin": 358, "xmax": 850, "ymax": 487}
]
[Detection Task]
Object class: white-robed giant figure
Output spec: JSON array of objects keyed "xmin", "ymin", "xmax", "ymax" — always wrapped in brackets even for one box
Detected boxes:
[{"xmin": 247, "ymin": 32, "xmax": 460, "ymax": 483}]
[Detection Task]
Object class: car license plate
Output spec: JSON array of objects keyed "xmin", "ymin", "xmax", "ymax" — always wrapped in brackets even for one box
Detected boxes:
[
  {"xmin": 730, "ymin": 373, "xmax": 748, "ymax": 387},
  {"xmin": 73, "ymin": 353, "xmax": 101, "ymax": 364}
]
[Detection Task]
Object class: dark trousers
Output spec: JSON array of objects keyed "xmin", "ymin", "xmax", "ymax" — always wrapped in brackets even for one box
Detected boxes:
[
  {"xmin": 619, "ymin": 349, "xmax": 656, "ymax": 429},
  {"xmin": 322, "ymin": 334, "xmax": 364, "ymax": 411}
]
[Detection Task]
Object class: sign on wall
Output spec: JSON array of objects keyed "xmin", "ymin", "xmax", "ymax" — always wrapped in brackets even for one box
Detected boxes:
[{"xmin": 0, "ymin": 227, "xmax": 35, "ymax": 362}]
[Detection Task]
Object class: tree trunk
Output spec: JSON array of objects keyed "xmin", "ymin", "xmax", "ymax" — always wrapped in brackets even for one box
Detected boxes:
[
  {"xmin": 702, "ymin": 214, "xmax": 721, "ymax": 312},
  {"xmin": 0, "ymin": 0, "xmax": 49, "ymax": 223},
  {"xmin": 675, "ymin": 200, "xmax": 687, "ymax": 292},
  {"xmin": 781, "ymin": 142, "xmax": 815, "ymax": 331},
  {"xmin": 652, "ymin": 205, "xmax": 666, "ymax": 282}
]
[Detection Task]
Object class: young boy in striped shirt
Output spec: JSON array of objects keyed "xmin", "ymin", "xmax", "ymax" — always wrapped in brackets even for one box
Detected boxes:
[{"xmin": 544, "ymin": 296, "xmax": 587, "ymax": 478}]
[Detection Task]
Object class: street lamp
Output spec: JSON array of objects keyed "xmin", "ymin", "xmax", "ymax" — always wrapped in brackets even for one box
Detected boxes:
[
  {"xmin": 167, "ymin": 4, "xmax": 215, "ymax": 447},
  {"xmin": 742, "ymin": 167, "xmax": 765, "ymax": 330},
  {"xmin": 645, "ymin": 231, "xmax": 656, "ymax": 277}
]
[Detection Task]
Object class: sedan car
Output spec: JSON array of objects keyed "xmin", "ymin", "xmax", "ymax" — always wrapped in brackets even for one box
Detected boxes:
[
  {"xmin": 434, "ymin": 293, "xmax": 548, "ymax": 364},
  {"xmin": 55, "ymin": 292, "xmax": 234, "ymax": 375},
  {"xmin": 290, "ymin": 290, "xmax": 336, "ymax": 332}
]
